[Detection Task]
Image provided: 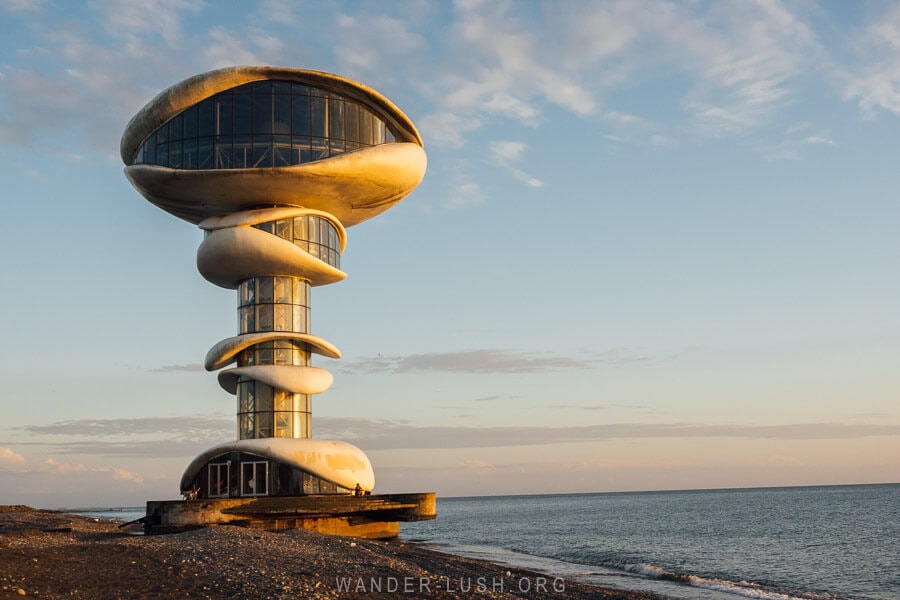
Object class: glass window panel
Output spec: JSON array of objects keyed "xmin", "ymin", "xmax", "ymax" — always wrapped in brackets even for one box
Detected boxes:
[
  {"xmin": 291, "ymin": 95, "xmax": 310, "ymax": 136},
  {"xmin": 293, "ymin": 216, "xmax": 308, "ymax": 241},
  {"xmin": 309, "ymin": 97, "xmax": 326, "ymax": 137},
  {"xmin": 246, "ymin": 278, "xmax": 256, "ymax": 304},
  {"xmin": 329, "ymin": 139, "xmax": 345, "ymax": 154},
  {"xmin": 309, "ymin": 217, "xmax": 321, "ymax": 243},
  {"xmin": 233, "ymin": 93, "xmax": 251, "ymax": 135},
  {"xmin": 256, "ymin": 304, "xmax": 273, "ymax": 331},
  {"xmin": 273, "ymin": 276, "xmax": 291, "ymax": 302},
  {"xmin": 273, "ymin": 94, "xmax": 290, "ymax": 134},
  {"xmin": 274, "ymin": 391, "xmax": 290, "ymax": 412},
  {"xmin": 273, "ymin": 305, "xmax": 290, "ymax": 332},
  {"xmin": 251, "ymin": 93, "xmax": 272, "ymax": 134},
  {"xmin": 258, "ymin": 344, "xmax": 273, "ymax": 364},
  {"xmin": 294, "ymin": 411, "xmax": 309, "ymax": 438},
  {"xmin": 291, "ymin": 82, "xmax": 309, "ymax": 95},
  {"xmin": 246, "ymin": 381, "xmax": 255, "ymax": 410},
  {"xmin": 257, "ymin": 412, "xmax": 273, "ymax": 438},
  {"xmin": 291, "ymin": 136, "xmax": 309, "ymax": 164},
  {"xmin": 293, "ymin": 305, "xmax": 307, "ymax": 333},
  {"xmin": 274, "ymin": 346, "xmax": 289, "ymax": 365},
  {"xmin": 310, "ymin": 85, "xmax": 327, "ymax": 97},
  {"xmin": 238, "ymin": 384, "xmax": 249, "ymax": 413},
  {"xmin": 257, "ymin": 384, "xmax": 273, "ymax": 412},
  {"xmin": 257, "ymin": 276, "xmax": 274, "ymax": 302},
  {"xmin": 215, "ymin": 137, "xmax": 231, "ymax": 168},
  {"xmin": 294, "ymin": 279, "xmax": 308, "ymax": 305},
  {"xmin": 157, "ymin": 143, "xmax": 169, "ymax": 167},
  {"xmin": 250, "ymin": 138, "xmax": 271, "ymax": 168},
  {"xmin": 198, "ymin": 98, "xmax": 215, "ymax": 137},
  {"xmin": 273, "ymin": 80, "xmax": 291, "ymax": 94},
  {"xmin": 239, "ymin": 348, "xmax": 255, "ymax": 366},
  {"xmin": 273, "ymin": 136, "xmax": 291, "ymax": 167},
  {"xmin": 240, "ymin": 305, "xmax": 254, "ymax": 333},
  {"xmin": 274, "ymin": 413, "xmax": 291, "ymax": 438},
  {"xmin": 345, "ymin": 102, "xmax": 359, "ymax": 141},
  {"xmin": 374, "ymin": 119, "xmax": 386, "ymax": 145},
  {"xmin": 169, "ymin": 113, "xmax": 184, "ymax": 141},
  {"xmin": 198, "ymin": 137, "xmax": 213, "ymax": 169},
  {"xmin": 328, "ymin": 98, "xmax": 344, "ymax": 140},
  {"xmin": 359, "ymin": 112, "xmax": 373, "ymax": 145},
  {"xmin": 157, "ymin": 121, "xmax": 169, "ymax": 144},
  {"xmin": 216, "ymin": 96, "xmax": 233, "ymax": 135},
  {"xmin": 183, "ymin": 138, "xmax": 198, "ymax": 169},
  {"xmin": 233, "ymin": 135, "xmax": 250, "ymax": 168},
  {"xmin": 250, "ymin": 80, "xmax": 271, "ymax": 93},
  {"xmin": 144, "ymin": 136, "xmax": 156, "ymax": 164},
  {"xmin": 274, "ymin": 219, "xmax": 291, "ymax": 241},
  {"xmin": 183, "ymin": 104, "xmax": 198, "ymax": 138},
  {"xmin": 240, "ymin": 414, "xmax": 254, "ymax": 440},
  {"xmin": 168, "ymin": 140, "xmax": 182, "ymax": 168}
]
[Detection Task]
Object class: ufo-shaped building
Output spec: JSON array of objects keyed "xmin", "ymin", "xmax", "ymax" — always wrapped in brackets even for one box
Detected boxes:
[{"xmin": 121, "ymin": 66, "xmax": 426, "ymax": 502}]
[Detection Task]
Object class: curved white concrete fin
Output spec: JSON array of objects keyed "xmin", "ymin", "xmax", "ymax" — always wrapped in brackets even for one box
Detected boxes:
[
  {"xmin": 218, "ymin": 365, "xmax": 334, "ymax": 395},
  {"xmin": 199, "ymin": 207, "xmax": 347, "ymax": 252},
  {"xmin": 197, "ymin": 226, "xmax": 346, "ymax": 289},
  {"xmin": 206, "ymin": 332, "xmax": 341, "ymax": 371}
]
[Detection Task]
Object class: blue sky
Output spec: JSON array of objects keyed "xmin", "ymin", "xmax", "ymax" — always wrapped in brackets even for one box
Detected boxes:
[{"xmin": 1, "ymin": 0, "xmax": 898, "ymax": 508}]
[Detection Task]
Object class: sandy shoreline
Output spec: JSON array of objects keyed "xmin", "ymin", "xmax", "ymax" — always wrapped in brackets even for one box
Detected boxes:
[{"xmin": 1, "ymin": 505, "xmax": 668, "ymax": 599}]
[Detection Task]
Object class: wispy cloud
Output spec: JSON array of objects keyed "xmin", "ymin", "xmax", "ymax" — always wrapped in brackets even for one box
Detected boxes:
[
  {"xmin": 18, "ymin": 415, "xmax": 232, "ymax": 437},
  {"xmin": 335, "ymin": 14, "xmax": 426, "ymax": 73},
  {"xmin": 13, "ymin": 416, "xmax": 232, "ymax": 458},
  {"xmin": 0, "ymin": 0, "xmax": 44, "ymax": 12},
  {"xmin": 763, "ymin": 126, "xmax": 837, "ymax": 161},
  {"xmin": 339, "ymin": 348, "xmax": 639, "ymax": 375},
  {"xmin": 0, "ymin": 447, "xmax": 26, "ymax": 466},
  {"xmin": 489, "ymin": 141, "xmax": 543, "ymax": 187},
  {"xmin": 92, "ymin": 0, "xmax": 202, "ymax": 47},
  {"xmin": 152, "ymin": 363, "xmax": 205, "ymax": 373},
  {"xmin": 8, "ymin": 414, "xmax": 898, "ymax": 458},
  {"xmin": 0, "ymin": 448, "xmax": 149, "ymax": 507},
  {"xmin": 418, "ymin": 0, "xmax": 596, "ymax": 147},
  {"xmin": 843, "ymin": 3, "xmax": 900, "ymax": 116},
  {"xmin": 665, "ymin": 0, "xmax": 822, "ymax": 135},
  {"xmin": 317, "ymin": 418, "xmax": 900, "ymax": 451}
]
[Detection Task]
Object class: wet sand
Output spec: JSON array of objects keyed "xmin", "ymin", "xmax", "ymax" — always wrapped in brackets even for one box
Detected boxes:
[{"xmin": 1, "ymin": 505, "xmax": 667, "ymax": 599}]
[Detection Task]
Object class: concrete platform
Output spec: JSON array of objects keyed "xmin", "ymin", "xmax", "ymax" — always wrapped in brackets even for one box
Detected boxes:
[{"xmin": 144, "ymin": 493, "xmax": 436, "ymax": 539}]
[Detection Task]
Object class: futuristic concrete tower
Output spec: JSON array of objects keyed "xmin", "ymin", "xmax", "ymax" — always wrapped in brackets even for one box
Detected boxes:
[{"xmin": 121, "ymin": 67, "xmax": 426, "ymax": 502}]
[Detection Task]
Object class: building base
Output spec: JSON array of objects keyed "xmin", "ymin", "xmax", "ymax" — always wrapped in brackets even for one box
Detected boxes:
[{"xmin": 143, "ymin": 493, "xmax": 436, "ymax": 539}]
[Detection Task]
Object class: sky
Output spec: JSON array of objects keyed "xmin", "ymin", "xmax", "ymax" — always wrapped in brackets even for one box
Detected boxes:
[{"xmin": 1, "ymin": 0, "xmax": 899, "ymax": 508}]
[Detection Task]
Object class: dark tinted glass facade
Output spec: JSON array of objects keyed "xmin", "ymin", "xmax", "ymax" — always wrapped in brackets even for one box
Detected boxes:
[{"xmin": 132, "ymin": 80, "xmax": 397, "ymax": 169}]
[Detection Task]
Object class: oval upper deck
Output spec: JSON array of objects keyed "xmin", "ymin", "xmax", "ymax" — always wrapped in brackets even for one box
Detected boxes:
[
  {"xmin": 121, "ymin": 66, "xmax": 426, "ymax": 227},
  {"xmin": 121, "ymin": 66, "xmax": 422, "ymax": 164}
]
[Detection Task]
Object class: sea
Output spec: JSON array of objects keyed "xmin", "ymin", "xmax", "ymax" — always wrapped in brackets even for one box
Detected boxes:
[
  {"xmin": 401, "ymin": 483, "xmax": 898, "ymax": 600},
  {"xmin": 74, "ymin": 483, "xmax": 898, "ymax": 599}
]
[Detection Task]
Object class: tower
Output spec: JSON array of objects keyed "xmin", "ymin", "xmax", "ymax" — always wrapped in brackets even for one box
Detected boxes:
[{"xmin": 121, "ymin": 67, "xmax": 426, "ymax": 501}]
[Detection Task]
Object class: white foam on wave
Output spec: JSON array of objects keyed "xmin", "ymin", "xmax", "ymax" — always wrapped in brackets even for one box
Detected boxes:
[{"xmin": 622, "ymin": 563, "xmax": 839, "ymax": 600}]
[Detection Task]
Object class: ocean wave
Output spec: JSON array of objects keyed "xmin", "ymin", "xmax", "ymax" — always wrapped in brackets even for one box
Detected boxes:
[{"xmin": 621, "ymin": 563, "xmax": 841, "ymax": 600}]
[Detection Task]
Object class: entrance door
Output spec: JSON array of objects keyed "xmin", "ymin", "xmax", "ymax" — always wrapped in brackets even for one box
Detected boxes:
[
  {"xmin": 241, "ymin": 461, "xmax": 269, "ymax": 496},
  {"xmin": 208, "ymin": 462, "xmax": 230, "ymax": 498}
]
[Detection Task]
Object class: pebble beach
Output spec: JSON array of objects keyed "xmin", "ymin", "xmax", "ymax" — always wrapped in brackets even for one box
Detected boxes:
[{"xmin": 1, "ymin": 506, "xmax": 665, "ymax": 599}]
